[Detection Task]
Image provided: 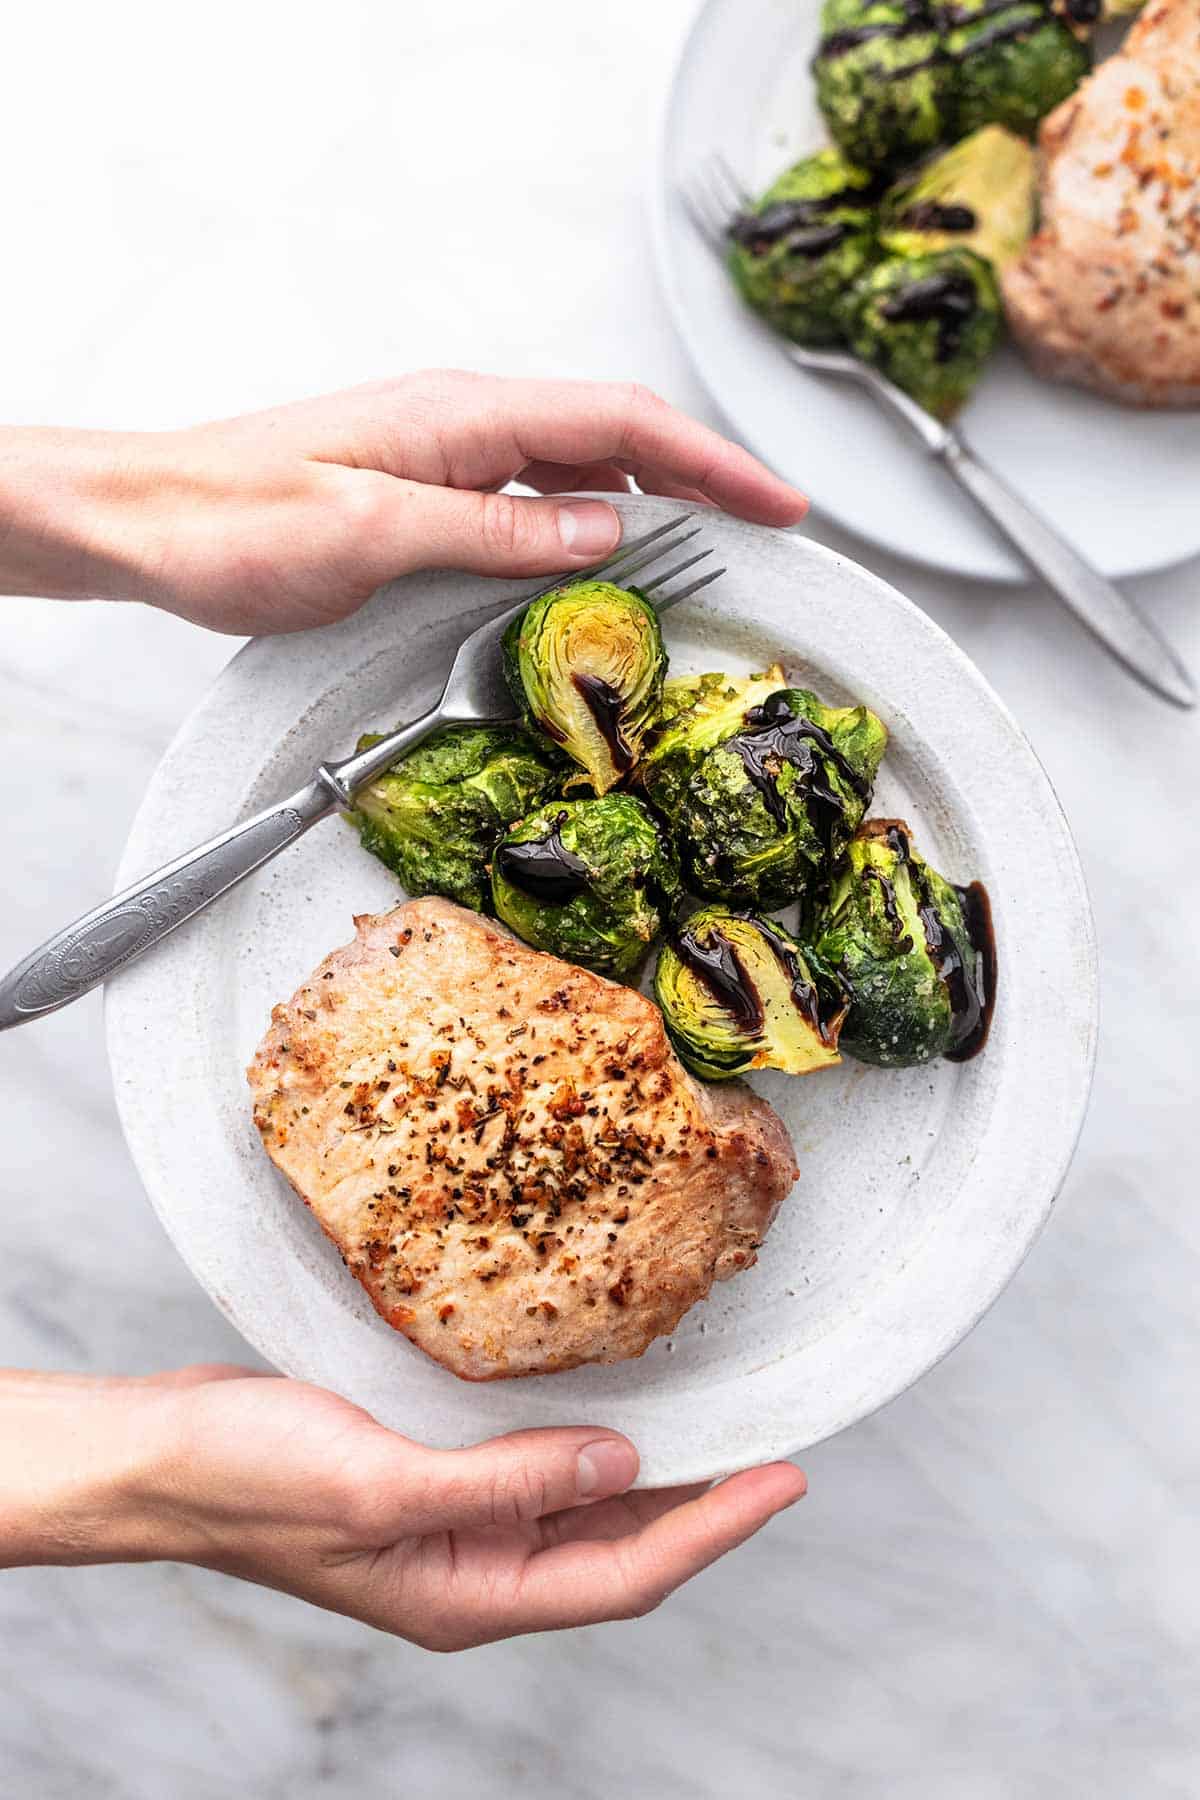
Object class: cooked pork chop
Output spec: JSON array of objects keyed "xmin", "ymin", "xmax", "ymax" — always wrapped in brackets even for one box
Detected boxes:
[
  {"xmin": 1002, "ymin": 0, "xmax": 1200, "ymax": 405},
  {"xmin": 247, "ymin": 898, "xmax": 798, "ymax": 1380}
]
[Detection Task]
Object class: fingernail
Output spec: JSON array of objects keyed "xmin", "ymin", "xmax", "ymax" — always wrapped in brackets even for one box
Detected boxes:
[
  {"xmin": 576, "ymin": 1436, "xmax": 639, "ymax": 1498},
  {"xmin": 556, "ymin": 501, "xmax": 622, "ymax": 560}
]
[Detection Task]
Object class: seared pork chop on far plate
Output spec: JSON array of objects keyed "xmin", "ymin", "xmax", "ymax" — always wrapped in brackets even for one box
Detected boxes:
[
  {"xmin": 1003, "ymin": 0, "xmax": 1200, "ymax": 405},
  {"xmin": 247, "ymin": 898, "xmax": 798, "ymax": 1380}
]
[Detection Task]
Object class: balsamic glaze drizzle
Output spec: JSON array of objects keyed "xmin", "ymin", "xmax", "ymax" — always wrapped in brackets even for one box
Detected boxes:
[
  {"xmin": 815, "ymin": 0, "xmax": 1057, "ymax": 75},
  {"xmin": 493, "ymin": 812, "xmax": 591, "ymax": 905},
  {"xmin": 896, "ymin": 199, "xmax": 977, "ymax": 233},
  {"xmin": 674, "ymin": 926, "xmax": 765, "ymax": 1034},
  {"xmin": 572, "ymin": 674, "xmax": 634, "ymax": 774},
  {"xmin": 879, "ymin": 269, "xmax": 979, "ymax": 361},
  {"xmin": 674, "ymin": 914, "xmax": 838, "ymax": 1044},
  {"xmin": 729, "ymin": 197, "xmax": 860, "ymax": 258}
]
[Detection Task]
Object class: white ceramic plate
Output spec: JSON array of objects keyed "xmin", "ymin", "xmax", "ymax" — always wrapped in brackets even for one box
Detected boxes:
[
  {"xmin": 106, "ymin": 497, "xmax": 1097, "ymax": 1487},
  {"xmin": 652, "ymin": 0, "xmax": 1200, "ymax": 583}
]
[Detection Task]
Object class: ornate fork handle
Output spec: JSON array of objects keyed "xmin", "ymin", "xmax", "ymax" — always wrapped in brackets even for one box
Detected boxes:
[{"xmin": 0, "ymin": 786, "xmax": 334, "ymax": 1029}]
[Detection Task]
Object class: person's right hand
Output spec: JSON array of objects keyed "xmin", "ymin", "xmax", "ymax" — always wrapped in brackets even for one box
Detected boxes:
[
  {"xmin": 0, "ymin": 371, "xmax": 807, "ymax": 633},
  {"xmin": 1, "ymin": 1365, "xmax": 805, "ymax": 1649}
]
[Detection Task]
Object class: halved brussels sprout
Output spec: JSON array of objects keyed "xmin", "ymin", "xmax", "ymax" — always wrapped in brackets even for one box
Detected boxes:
[
  {"xmin": 654, "ymin": 907, "xmax": 845, "ymax": 1081},
  {"xmin": 727, "ymin": 150, "xmax": 880, "ymax": 346},
  {"xmin": 346, "ymin": 723, "xmax": 565, "ymax": 912},
  {"xmin": 491, "ymin": 796, "xmax": 679, "ymax": 978},
  {"xmin": 933, "ymin": 0, "xmax": 1089, "ymax": 139},
  {"xmin": 880, "ymin": 126, "xmax": 1036, "ymax": 270},
  {"xmin": 503, "ymin": 581, "xmax": 666, "ymax": 795},
  {"xmin": 806, "ymin": 818, "xmax": 996, "ymax": 1066},
  {"xmin": 846, "ymin": 247, "xmax": 1002, "ymax": 419},
  {"xmin": 813, "ymin": 0, "xmax": 955, "ymax": 172},
  {"xmin": 648, "ymin": 685, "xmax": 887, "ymax": 910}
]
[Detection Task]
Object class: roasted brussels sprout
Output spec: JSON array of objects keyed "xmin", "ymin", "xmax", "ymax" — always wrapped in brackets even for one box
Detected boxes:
[
  {"xmin": 813, "ymin": 0, "xmax": 954, "ymax": 172},
  {"xmin": 642, "ymin": 665, "xmax": 787, "ymax": 817},
  {"xmin": 880, "ymin": 126, "xmax": 1036, "ymax": 270},
  {"xmin": 491, "ymin": 796, "xmax": 679, "ymax": 978},
  {"xmin": 655, "ymin": 908, "xmax": 845, "ymax": 1081},
  {"xmin": 807, "ymin": 818, "xmax": 995, "ymax": 1066},
  {"xmin": 728, "ymin": 150, "xmax": 880, "ymax": 345},
  {"xmin": 647, "ymin": 686, "xmax": 887, "ymax": 910},
  {"xmin": 346, "ymin": 724, "xmax": 564, "ymax": 911},
  {"xmin": 846, "ymin": 247, "xmax": 1002, "ymax": 418},
  {"xmin": 933, "ymin": 0, "xmax": 1089, "ymax": 138},
  {"xmin": 503, "ymin": 581, "xmax": 666, "ymax": 795}
]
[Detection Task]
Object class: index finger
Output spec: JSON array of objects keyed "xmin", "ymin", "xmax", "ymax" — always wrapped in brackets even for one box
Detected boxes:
[
  {"xmin": 502, "ymin": 1462, "xmax": 807, "ymax": 1635},
  {"xmin": 495, "ymin": 378, "xmax": 809, "ymax": 527}
]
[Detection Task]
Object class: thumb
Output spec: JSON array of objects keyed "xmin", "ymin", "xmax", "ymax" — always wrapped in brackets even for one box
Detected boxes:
[
  {"xmin": 379, "ymin": 482, "xmax": 623, "ymax": 580},
  {"xmin": 395, "ymin": 1427, "xmax": 640, "ymax": 1534}
]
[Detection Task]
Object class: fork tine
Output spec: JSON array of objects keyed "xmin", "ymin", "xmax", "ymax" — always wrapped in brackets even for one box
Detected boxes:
[
  {"xmin": 679, "ymin": 176, "xmax": 727, "ymax": 249},
  {"xmin": 651, "ymin": 564, "xmax": 727, "ymax": 614},
  {"xmin": 711, "ymin": 151, "xmax": 751, "ymax": 214},
  {"xmin": 638, "ymin": 544, "xmax": 714, "ymax": 595},
  {"xmin": 519, "ymin": 511, "xmax": 692, "ymax": 603},
  {"xmin": 615, "ymin": 524, "xmax": 704, "ymax": 586}
]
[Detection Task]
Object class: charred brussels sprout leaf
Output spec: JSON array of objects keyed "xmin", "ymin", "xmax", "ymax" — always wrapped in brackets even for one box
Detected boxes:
[
  {"xmin": 654, "ymin": 908, "xmax": 845, "ymax": 1081},
  {"xmin": 346, "ymin": 724, "xmax": 565, "ymax": 912},
  {"xmin": 807, "ymin": 818, "xmax": 995, "ymax": 1066},
  {"xmin": 846, "ymin": 247, "xmax": 1002, "ymax": 418},
  {"xmin": 642, "ymin": 665, "xmax": 787, "ymax": 820},
  {"xmin": 880, "ymin": 126, "xmax": 1036, "ymax": 269},
  {"xmin": 813, "ymin": 0, "xmax": 954, "ymax": 172},
  {"xmin": 727, "ymin": 150, "xmax": 880, "ymax": 345},
  {"xmin": 491, "ymin": 796, "xmax": 680, "ymax": 979},
  {"xmin": 648, "ymin": 686, "xmax": 887, "ymax": 910},
  {"xmin": 503, "ymin": 581, "xmax": 666, "ymax": 795},
  {"xmin": 933, "ymin": 0, "xmax": 1089, "ymax": 138}
]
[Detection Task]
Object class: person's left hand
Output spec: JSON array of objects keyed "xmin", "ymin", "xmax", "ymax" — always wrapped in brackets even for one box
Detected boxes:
[{"xmin": 0, "ymin": 1365, "xmax": 806, "ymax": 1649}]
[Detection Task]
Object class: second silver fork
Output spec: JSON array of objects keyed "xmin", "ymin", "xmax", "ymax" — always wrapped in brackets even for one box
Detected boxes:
[
  {"xmin": 0, "ymin": 514, "xmax": 723, "ymax": 1030},
  {"xmin": 681, "ymin": 152, "xmax": 1195, "ymax": 713}
]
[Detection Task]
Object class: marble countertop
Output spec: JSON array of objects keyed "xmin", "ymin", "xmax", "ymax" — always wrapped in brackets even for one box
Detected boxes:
[{"xmin": 1, "ymin": 2, "xmax": 1196, "ymax": 1795}]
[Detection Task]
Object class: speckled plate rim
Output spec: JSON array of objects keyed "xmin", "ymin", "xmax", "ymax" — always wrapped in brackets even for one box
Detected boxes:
[{"xmin": 105, "ymin": 499, "xmax": 1098, "ymax": 1486}]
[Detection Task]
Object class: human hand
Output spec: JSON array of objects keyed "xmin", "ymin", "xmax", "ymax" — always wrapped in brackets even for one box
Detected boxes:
[
  {"xmin": 0, "ymin": 1364, "xmax": 805, "ymax": 1649},
  {"xmin": 0, "ymin": 372, "xmax": 807, "ymax": 634}
]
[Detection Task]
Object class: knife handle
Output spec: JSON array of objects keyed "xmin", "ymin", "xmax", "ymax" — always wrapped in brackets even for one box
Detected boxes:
[
  {"xmin": 0, "ymin": 780, "xmax": 336, "ymax": 1030},
  {"xmin": 938, "ymin": 432, "xmax": 1195, "ymax": 710}
]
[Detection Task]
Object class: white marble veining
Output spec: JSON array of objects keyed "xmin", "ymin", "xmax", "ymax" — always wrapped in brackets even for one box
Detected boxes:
[{"xmin": 0, "ymin": 2, "xmax": 1196, "ymax": 1795}]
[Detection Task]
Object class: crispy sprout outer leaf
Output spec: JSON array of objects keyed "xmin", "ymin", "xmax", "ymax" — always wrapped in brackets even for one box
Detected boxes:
[
  {"xmin": 503, "ymin": 581, "xmax": 666, "ymax": 795},
  {"xmin": 727, "ymin": 150, "xmax": 881, "ymax": 347},
  {"xmin": 490, "ymin": 795, "xmax": 680, "ymax": 979},
  {"xmin": 806, "ymin": 818, "xmax": 981, "ymax": 1066},
  {"xmin": 654, "ymin": 907, "xmax": 844, "ymax": 1081},
  {"xmin": 346, "ymin": 723, "xmax": 565, "ymax": 912}
]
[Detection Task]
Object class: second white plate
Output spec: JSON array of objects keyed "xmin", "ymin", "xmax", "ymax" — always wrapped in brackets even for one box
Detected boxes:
[{"xmin": 653, "ymin": 0, "xmax": 1200, "ymax": 582}]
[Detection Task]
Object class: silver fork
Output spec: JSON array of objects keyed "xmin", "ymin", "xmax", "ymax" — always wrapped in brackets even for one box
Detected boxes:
[
  {"xmin": 0, "ymin": 514, "xmax": 724, "ymax": 1030},
  {"xmin": 683, "ymin": 153, "xmax": 1195, "ymax": 712}
]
